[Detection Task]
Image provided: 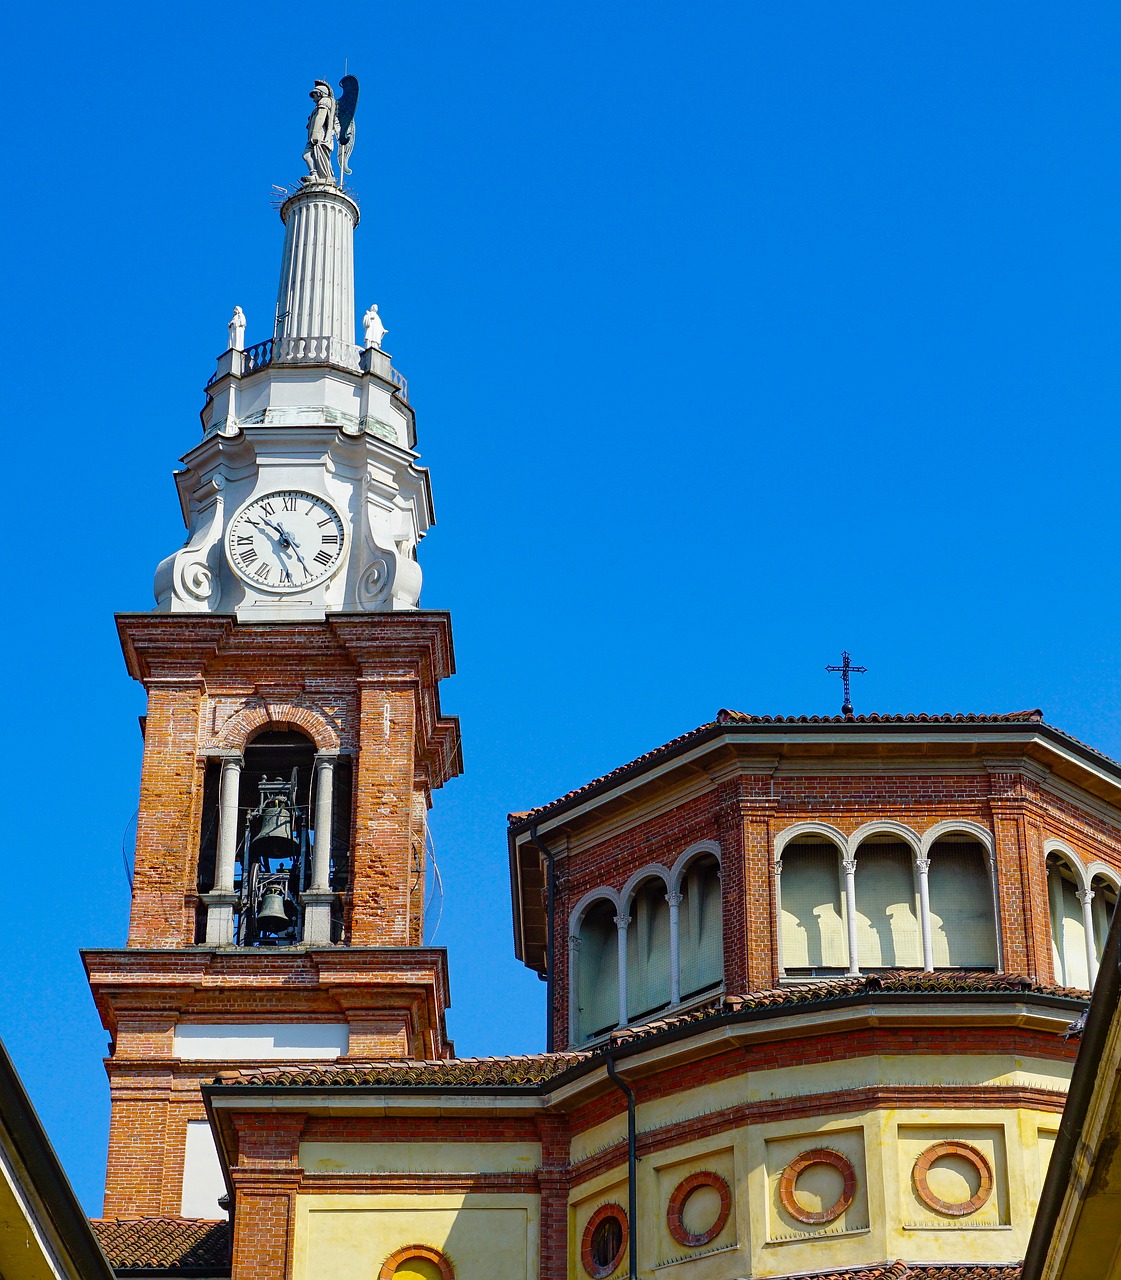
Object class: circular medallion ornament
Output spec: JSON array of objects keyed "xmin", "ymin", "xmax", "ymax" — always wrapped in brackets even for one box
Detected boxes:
[
  {"xmin": 778, "ymin": 1148, "xmax": 857, "ymax": 1226},
  {"xmin": 581, "ymin": 1203, "xmax": 628, "ymax": 1278},
  {"xmin": 226, "ymin": 489, "xmax": 346, "ymax": 593},
  {"xmin": 667, "ymin": 1170, "xmax": 732, "ymax": 1247},
  {"xmin": 912, "ymin": 1141, "xmax": 994, "ymax": 1217}
]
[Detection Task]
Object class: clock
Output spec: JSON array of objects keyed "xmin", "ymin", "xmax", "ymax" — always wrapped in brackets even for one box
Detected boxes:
[{"xmin": 226, "ymin": 490, "xmax": 347, "ymax": 593}]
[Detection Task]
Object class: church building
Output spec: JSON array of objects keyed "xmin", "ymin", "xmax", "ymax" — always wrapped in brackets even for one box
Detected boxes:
[{"xmin": 87, "ymin": 78, "xmax": 1121, "ymax": 1280}]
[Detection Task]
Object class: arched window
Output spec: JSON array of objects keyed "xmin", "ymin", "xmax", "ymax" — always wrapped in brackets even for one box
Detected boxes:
[
  {"xmin": 1092, "ymin": 874, "xmax": 1118, "ymax": 964},
  {"xmin": 679, "ymin": 854, "xmax": 723, "ymax": 997},
  {"xmin": 1047, "ymin": 855, "xmax": 1089, "ymax": 988},
  {"xmin": 853, "ymin": 838, "xmax": 921, "ymax": 969},
  {"xmin": 780, "ymin": 837, "xmax": 847, "ymax": 975},
  {"xmin": 379, "ymin": 1245, "xmax": 455, "ymax": 1280},
  {"xmin": 928, "ymin": 836, "xmax": 997, "ymax": 969},
  {"xmin": 576, "ymin": 899, "xmax": 619, "ymax": 1043},
  {"xmin": 627, "ymin": 878, "xmax": 671, "ymax": 1019}
]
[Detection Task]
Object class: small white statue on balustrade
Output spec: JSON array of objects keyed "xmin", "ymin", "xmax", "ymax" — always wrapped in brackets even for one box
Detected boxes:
[
  {"xmin": 363, "ymin": 304, "xmax": 387, "ymax": 350},
  {"xmin": 228, "ymin": 306, "xmax": 246, "ymax": 352}
]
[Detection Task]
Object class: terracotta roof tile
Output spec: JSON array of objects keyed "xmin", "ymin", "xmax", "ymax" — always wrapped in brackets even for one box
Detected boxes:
[
  {"xmin": 715, "ymin": 709, "xmax": 1044, "ymax": 725},
  {"xmin": 782, "ymin": 1263, "xmax": 1020, "ymax": 1280},
  {"xmin": 218, "ymin": 972, "xmax": 1084, "ymax": 1090},
  {"xmin": 90, "ymin": 1219, "xmax": 230, "ymax": 1272},
  {"xmin": 509, "ymin": 709, "xmax": 1057, "ymax": 824}
]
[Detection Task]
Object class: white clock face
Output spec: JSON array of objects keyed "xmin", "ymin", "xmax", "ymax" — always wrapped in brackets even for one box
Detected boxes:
[{"xmin": 227, "ymin": 490, "xmax": 347, "ymax": 593}]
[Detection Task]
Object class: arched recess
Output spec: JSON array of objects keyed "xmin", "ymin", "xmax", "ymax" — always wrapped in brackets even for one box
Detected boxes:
[
  {"xmin": 1085, "ymin": 863, "xmax": 1120, "ymax": 965},
  {"xmin": 1045, "ymin": 842, "xmax": 1090, "ymax": 988},
  {"xmin": 777, "ymin": 828, "xmax": 847, "ymax": 975},
  {"xmin": 669, "ymin": 839, "xmax": 722, "ymax": 892},
  {"xmin": 572, "ymin": 894, "xmax": 621, "ymax": 1044},
  {"xmin": 626, "ymin": 876, "xmax": 672, "ymax": 1020},
  {"xmin": 379, "ymin": 1245, "xmax": 455, "ymax": 1280},
  {"xmin": 217, "ymin": 701, "xmax": 341, "ymax": 753},
  {"xmin": 926, "ymin": 827, "xmax": 998, "ymax": 970},
  {"xmin": 678, "ymin": 851, "xmax": 723, "ymax": 997},
  {"xmin": 850, "ymin": 825, "xmax": 922, "ymax": 969}
]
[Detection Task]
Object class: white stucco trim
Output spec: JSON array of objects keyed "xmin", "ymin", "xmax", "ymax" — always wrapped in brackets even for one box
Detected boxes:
[
  {"xmin": 568, "ymin": 887, "xmax": 623, "ymax": 938},
  {"xmin": 774, "ymin": 821, "xmax": 847, "ymax": 862},
  {"xmin": 1085, "ymin": 861, "xmax": 1121, "ymax": 891},
  {"xmin": 849, "ymin": 819, "xmax": 922, "ymax": 856},
  {"xmin": 619, "ymin": 863, "xmax": 671, "ymax": 909},
  {"xmin": 668, "ymin": 839, "xmax": 722, "ymax": 891},
  {"xmin": 920, "ymin": 819, "xmax": 996, "ymax": 858},
  {"xmin": 1043, "ymin": 838, "xmax": 1089, "ymax": 888}
]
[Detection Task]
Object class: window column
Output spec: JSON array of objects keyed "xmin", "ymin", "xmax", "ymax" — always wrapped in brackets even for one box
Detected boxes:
[
  {"xmin": 1077, "ymin": 887, "xmax": 1099, "ymax": 985},
  {"xmin": 615, "ymin": 913, "xmax": 631, "ymax": 1028},
  {"xmin": 842, "ymin": 857, "xmax": 860, "ymax": 976},
  {"xmin": 204, "ymin": 754, "xmax": 242, "ymax": 945},
  {"xmin": 915, "ymin": 855, "xmax": 934, "ymax": 972},
  {"xmin": 302, "ymin": 751, "xmax": 338, "ymax": 944},
  {"xmin": 568, "ymin": 933, "xmax": 582, "ymax": 1046},
  {"xmin": 988, "ymin": 852, "xmax": 1004, "ymax": 971},
  {"xmin": 667, "ymin": 891, "xmax": 682, "ymax": 1004}
]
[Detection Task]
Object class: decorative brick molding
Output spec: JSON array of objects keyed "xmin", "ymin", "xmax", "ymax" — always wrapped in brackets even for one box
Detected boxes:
[
  {"xmin": 912, "ymin": 1140, "xmax": 994, "ymax": 1217},
  {"xmin": 580, "ymin": 1203, "xmax": 628, "ymax": 1278},
  {"xmin": 216, "ymin": 699, "xmax": 342, "ymax": 752},
  {"xmin": 778, "ymin": 1148, "xmax": 857, "ymax": 1225},
  {"xmin": 666, "ymin": 1170, "xmax": 731, "ymax": 1247},
  {"xmin": 378, "ymin": 1243, "xmax": 455, "ymax": 1279}
]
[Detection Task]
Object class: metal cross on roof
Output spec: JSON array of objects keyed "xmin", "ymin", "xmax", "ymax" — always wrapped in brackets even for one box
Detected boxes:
[{"xmin": 825, "ymin": 650, "xmax": 867, "ymax": 718}]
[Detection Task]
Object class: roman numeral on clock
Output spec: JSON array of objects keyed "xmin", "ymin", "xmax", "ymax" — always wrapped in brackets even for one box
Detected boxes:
[
  {"xmin": 313, "ymin": 549, "xmax": 333, "ymax": 566},
  {"xmin": 317, "ymin": 517, "xmax": 333, "ymax": 529},
  {"xmin": 282, "ymin": 495, "xmax": 296, "ymax": 511},
  {"xmin": 240, "ymin": 545, "xmax": 258, "ymax": 564},
  {"xmin": 321, "ymin": 533, "xmax": 339, "ymax": 544}
]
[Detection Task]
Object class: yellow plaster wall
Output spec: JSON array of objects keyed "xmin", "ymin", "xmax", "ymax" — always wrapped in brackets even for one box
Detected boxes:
[
  {"xmin": 567, "ymin": 1104, "xmax": 1064, "ymax": 1278},
  {"xmin": 293, "ymin": 1193, "xmax": 538, "ymax": 1280},
  {"xmin": 569, "ymin": 1054, "xmax": 1071, "ymax": 1164},
  {"xmin": 299, "ymin": 1142, "xmax": 541, "ymax": 1174}
]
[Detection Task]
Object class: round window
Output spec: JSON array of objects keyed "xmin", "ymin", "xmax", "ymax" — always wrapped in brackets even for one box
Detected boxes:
[{"xmin": 581, "ymin": 1204, "xmax": 628, "ymax": 1278}]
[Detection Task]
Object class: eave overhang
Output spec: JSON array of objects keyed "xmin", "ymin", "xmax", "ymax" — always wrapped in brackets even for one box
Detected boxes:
[{"xmin": 508, "ymin": 718, "xmax": 1121, "ymax": 971}]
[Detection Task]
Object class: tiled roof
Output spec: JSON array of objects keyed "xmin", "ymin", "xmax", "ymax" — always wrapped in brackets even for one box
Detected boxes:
[
  {"xmin": 509, "ymin": 709, "xmax": 1054, "ymax": 823},
  {"xmin": 782, "ymin": 1263, "xmax": 1020, "ymax": 1280},
  {"xmin": 716, "ymin": 709, "xmax": 1044, "ymax": 725},
  {"xmin": 218, "ymin": 972, "xmax": 1085, "ymax": 1090},
  {"xmin": 91, "ymin": 1219, "xmax": 230, "ymax": 1272},
  {"xmin": 217, "ymin": 1051, "xmax": 591, "ymax": 1089}
]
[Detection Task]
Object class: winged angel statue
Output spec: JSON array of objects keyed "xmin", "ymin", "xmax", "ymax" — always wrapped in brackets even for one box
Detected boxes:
[{"xmin": 302, "ymin": 75, "xmax": 359, "ymax": 184}]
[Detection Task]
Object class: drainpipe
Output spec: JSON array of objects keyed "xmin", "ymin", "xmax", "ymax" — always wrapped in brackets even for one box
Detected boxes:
[
  {"xmin": 529, "ymin": 823, "xmax": 558, "ymax": 1054},
  {"xmin": 606, "ymin": 1055, "xmax": 638, "ymax": 1280}
]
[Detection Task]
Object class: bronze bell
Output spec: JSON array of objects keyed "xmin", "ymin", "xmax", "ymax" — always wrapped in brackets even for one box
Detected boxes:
[
  {"xmin": 256, "ymin": 890, "xmax": 290, "ymax": 933},
  {"xmin": 251, "ymin": 798, "xmax": 298, "ymax": 858}
]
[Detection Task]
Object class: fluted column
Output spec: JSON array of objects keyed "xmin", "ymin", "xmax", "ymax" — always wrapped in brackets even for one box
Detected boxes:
[
  {"xmin": 302, "ymin": 751, "xmax": 338, "ymax": 944},
  {"xmin": 204, "ymin": 754, "xmax": 243, "ymax": 945},
  {"xmin": 274, "ymin": 185, "xmax": 360, "ymax": 346}
]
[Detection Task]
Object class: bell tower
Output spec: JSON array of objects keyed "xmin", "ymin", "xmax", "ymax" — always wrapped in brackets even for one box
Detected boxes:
[{"xmin": 84, "ymin": 77, "xmax": 462, "ymax": 1220}]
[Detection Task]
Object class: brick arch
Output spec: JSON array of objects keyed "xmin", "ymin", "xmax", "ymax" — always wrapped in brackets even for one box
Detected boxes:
[
  {"xmin": 217, "ymin": 701, "xmax": 340, "ymax": 752},
  {"xmin": 378, "ymin": 1245, "xmax": 455, "ymax": 1280}
]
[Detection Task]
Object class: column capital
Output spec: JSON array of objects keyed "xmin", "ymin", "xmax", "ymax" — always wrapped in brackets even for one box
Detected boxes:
[
  {"xmin": 1077, "ymin": 888, "xmax": 1095, "ymax": 905},
  {"xmin": 614, "ymin": 914, "xmax": 631, "ymax": 931},
  {"xmin": 665, "ymin": 891, "xmax": 683, "ymax": 907},
  {"xmin": 841, "ymin": 859, "xmax": 858, "ymax": 876},
  {"xmin": 914, "ymin": 857, "xmax": 931, "ymax": 874}
]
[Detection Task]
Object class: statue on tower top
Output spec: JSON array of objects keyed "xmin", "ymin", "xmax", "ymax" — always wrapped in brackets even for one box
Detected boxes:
[{"xmin": 301, "ymin": 75, "xmax": 359, "ymax": 186}]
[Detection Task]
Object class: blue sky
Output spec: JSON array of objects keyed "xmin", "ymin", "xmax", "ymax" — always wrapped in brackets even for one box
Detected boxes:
[{"xmin": 3, "ymin": 1, "xmax": 1121, "ymax": 1214}]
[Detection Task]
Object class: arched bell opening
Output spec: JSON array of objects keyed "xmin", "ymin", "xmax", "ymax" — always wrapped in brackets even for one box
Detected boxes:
[{"xmin": 195, "ymin": 729, "xmax": 352, "ymax": 946}]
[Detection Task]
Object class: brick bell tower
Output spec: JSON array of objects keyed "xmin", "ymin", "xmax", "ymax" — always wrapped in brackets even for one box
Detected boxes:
[{"xmin": 84, "ymin": 75, "xmax": 462, "ymax": 1219}]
